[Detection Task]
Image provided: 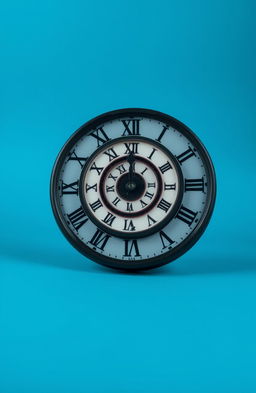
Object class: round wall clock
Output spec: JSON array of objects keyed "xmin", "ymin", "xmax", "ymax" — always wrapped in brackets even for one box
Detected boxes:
[{"xmin": 50, "ymin": 108, "xmax": 216, "ymax": 270}]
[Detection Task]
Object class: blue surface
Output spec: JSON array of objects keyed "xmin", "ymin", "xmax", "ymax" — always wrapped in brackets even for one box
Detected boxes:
[{"xmin": 1, "ymin": 1, "xmax": 256, "ymax": 392}]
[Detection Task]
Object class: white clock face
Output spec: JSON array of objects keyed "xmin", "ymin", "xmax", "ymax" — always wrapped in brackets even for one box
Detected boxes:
[{"xmin": 51, "ymin": 109, "xmax": 216, "ymax": 270}]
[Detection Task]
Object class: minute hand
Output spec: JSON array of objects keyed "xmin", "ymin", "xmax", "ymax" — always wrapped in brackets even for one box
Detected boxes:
[{"xmin": 127, "ymin": 151, "xmax": 136, "ymax": 185}]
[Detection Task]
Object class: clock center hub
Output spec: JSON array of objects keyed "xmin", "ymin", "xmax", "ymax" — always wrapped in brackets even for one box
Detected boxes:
[{"xmin": 116, "ymin": 172, "xmax": 146, "ymax": 201}]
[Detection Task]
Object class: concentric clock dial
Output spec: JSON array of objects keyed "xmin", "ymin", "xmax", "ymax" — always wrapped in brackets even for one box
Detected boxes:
[{"xmin": 51, "ymin": 108, "xmax": 216, "ymax": 270}]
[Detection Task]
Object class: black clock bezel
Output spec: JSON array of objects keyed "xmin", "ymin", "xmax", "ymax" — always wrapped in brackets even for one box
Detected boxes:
[{"xmin": 50, "ymin": 108, "xmax": 216, "ymax": 271}]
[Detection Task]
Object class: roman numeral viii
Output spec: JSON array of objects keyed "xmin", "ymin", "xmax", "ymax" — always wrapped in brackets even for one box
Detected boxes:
[
  {"xmin": 176, "ymin": 205, "xmax": 198, "ymax": 226},
  {"xmin": 185, "ymin": 177, "xmax": 205, "ymax": 192},
  {"xmin": 67, "ymin": 207, "xmax": 88, "ymax": 231}
]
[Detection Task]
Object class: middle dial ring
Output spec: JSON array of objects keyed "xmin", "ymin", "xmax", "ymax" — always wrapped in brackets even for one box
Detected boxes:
[
  {"xmin": 80, "ymin": 136, "xmax": 184, "ymax": 239},
  {"xmin": 100, "ymin": 155, "xmax": 163, "ymax": 218}
]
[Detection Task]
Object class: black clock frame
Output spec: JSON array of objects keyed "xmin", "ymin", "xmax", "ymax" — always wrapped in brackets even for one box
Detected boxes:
[{"xmin": 50, "ymin": 108, "xmax": 216, "ymax": 270}]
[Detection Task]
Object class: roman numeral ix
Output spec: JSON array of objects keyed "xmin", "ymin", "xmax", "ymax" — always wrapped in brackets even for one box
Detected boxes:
[{"xmin": 61, "ymin": 180, "xmax": 79, "ymax": 195}]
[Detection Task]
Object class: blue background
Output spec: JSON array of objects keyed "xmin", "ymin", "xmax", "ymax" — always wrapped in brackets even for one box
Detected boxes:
[{"xmin": 1, "ymin": 1, "xmax": 255, "ymax": 392}]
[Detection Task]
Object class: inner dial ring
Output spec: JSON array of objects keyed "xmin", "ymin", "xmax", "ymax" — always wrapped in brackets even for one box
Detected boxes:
[
  {"xmin": 79, "ymin": 136, "xmax": 184, "ymax": 239},
  {"xmin": 100, "ymin": 155, "xmax": 163, "ymax": 218}
]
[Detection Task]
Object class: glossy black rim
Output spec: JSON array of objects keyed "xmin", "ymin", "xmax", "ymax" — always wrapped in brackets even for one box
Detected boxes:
[{"xmin": 50, "ymin": 108, "xmax": 216, "ymax": 270}]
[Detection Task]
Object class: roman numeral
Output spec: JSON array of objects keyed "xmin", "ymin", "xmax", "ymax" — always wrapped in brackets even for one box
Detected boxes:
[
  {"xmin": 121, "ymin": 119, "xmax": 140, "ymax": 135},
  {"xmin": 116, "ymin": 164, "xmax": 126, "ymax": 174},
  {"xmin": 144, "ymin": 191, "xmax": 154, "ymax": 200},
  {"xmin": 102, "ymin": 212, "xmax": 116, "ymax": 227},
  {"xmin": 176, "ymin": 147, "xmax": 195, "ymax": 164},
  {"xmin": 147, "ymin": 182, "xmax": 156, "ymax": 188},
  {"xmin": 106, "ymin": 185, "xmax": 115, "ymax": 192},
  {"xmin": 90, "ymin": 127, "xmax": 110, "ymax": 147},
  {"xmin": 157, "ymin": 198, "xmax": 171, "ymax": 212},
  {"xmin": 159, "ymin": 231, "xmax": 175, "ymax": 249},
  {"xmin": 185, "ymin": 177, "xmax": 205, "ymax": 192},
  {"xmin": 159, "ymin": 161, "xmax": 172, "ymax": 173},
  {"xmin": 104, "ymin": 147, "xmax": 119, "ymax": 161},
  {"xmin": 86, "ymin": 183, "xmax": 97, "ymax": 192},
  {"xmin": 124, "ymin": 239, "xmax": 141, "ymax": 257},
  {"xmin": 89, "ymin": 229, "xmax": 111, "ymax": 250},
  {"xmin": 176, "ymin": 205, "xmax": 198, "ymax": 226},
  {"xmin": 68, "ymin": 151, "xmax": 87, "ymax": 168},
  {"xmin": 123, "ymin": 219, "xmax": 136, "ymax": 231},
  {"xmin": 148, "ymin": 148, "xmax": 157, "ymax": 160},
  {"xmin": 112, "ymin": 197, "xmax": 121, "ymax": 206},
  {"xmin": 90, "ymin": 162, "xmax": 104, "ymax": 175},
  {"xmin": 89, "ymin": 198, "xmax": 103, "ymax": 212},
  {"xmin": 124, "ymin": 142, "xmax": 139, "ymax": 154},
  {"xmin": 164, "ymin": 183, "xmax": 176, "ymax": 190},
  {"xmin": 156, "ymin": 125, "xmax": 168, "ymax": 142},
  {"xmin": 147, "ymin": 215, "xmax": 157, "ymax": 227},
  {"xmin": 126, "ymin": 202, "xmax": 134, "ymax": 211},
  {"xmin": 61, "ymin": 180, "xmax": 78, "ymax": 195},
  {"xmin": 140, "ymin": 200, "xmax": 148, "ymax": 208},
  {"xmin": 67, "ymin": 207, "xmax": 88, "ymax": 231},
  {"xmin": 140, "ymin": 167, "xmax": 148, "ymax": 175},
  {"xmin": 108, "ymin": 173, "xmax": 118, "ymax": 181}
]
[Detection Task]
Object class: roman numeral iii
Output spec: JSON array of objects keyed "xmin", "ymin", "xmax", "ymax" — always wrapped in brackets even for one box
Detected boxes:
[
  {"xmin": 176, "ymin": 205, "xmax": 198, "ymax": 226},
  {"xmin": 176, "ymin": 147, "xmax": 195, "ymax": 164}
]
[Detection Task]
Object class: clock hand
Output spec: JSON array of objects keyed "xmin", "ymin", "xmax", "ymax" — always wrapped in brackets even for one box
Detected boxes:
[{"xmin": 126, "ymin": 151, "xmax": 136, "ymax": 191}]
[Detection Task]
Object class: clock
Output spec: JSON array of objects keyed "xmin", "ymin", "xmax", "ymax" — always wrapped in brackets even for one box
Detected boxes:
[{"xmin": 50, "ymin": 108, "xmax": 216, "ymax": 270}]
